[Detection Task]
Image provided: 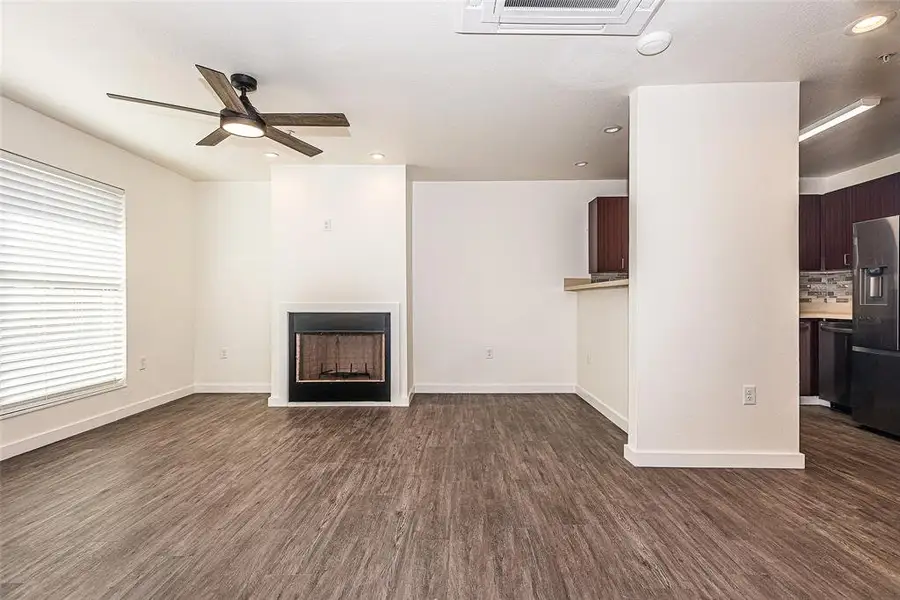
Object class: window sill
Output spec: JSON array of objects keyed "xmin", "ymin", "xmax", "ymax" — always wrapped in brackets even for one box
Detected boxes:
[{"xmin": 0, "ymin": 381, "xmax": 127, "ymax": 419}]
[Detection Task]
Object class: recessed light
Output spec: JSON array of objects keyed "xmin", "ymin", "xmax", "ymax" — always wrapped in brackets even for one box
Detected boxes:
[
  {"xmin": 370, "ymin": 152, "xmax": 385, "ymax": 160},
  {"xmin": 263, "ymin": 152, "xmax": 279, "ymax": 158},
  {"xmin": 799, "ymin": 97, "xmax": 881, "ymax": 142},
  {"xmin": 846, "ymin": 12, "xmax": 895, "ymax": 35},
  {"xmin": 575, "ymin": 161, "xmax": 588, "ymax": 167},
  {"xmin": 604, "ymin": 125, "xmax": 623, "ymax": 134}
]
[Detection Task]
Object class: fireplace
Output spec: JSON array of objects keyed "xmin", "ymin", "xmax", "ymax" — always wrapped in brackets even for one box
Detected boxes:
[{"xmin": 288, "ymin": 312, "xmax": 391, "ymax": 402}]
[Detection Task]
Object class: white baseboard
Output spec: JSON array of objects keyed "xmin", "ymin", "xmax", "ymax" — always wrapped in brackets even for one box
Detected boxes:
[
  {"xmin": 413, "ymin": 383, "xmax": 576, "ymax": 394},
  {"xmin": 800, "ymin": 396, "xmax": 831, "ymax": 407},
  {"xmin": 624, "ymin": 444, "xmax": 806, "ymax": 469},
  {"xmin": 1, "ymin": 385, "xmax": 195, "ymax": 461},
  {"xmin": 574, "ymin": 386, "xmax": 628, "ymax": 432},
  {"xmin": 193, "ymin": 383, "xmax": 271, "ymax": 394}
]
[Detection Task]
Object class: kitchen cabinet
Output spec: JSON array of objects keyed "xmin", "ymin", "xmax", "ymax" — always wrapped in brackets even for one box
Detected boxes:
[
  {"xmin": 588, "ymin": 199, "xmax": 599, "ymax": 274},
  {"xmin": 820, "ymin": 188, "xmax": 853, "ymax": 270},
  {"xmin": 588, "ymin": 196, "xmax": 628, "ymax": 273},
  {"xmin": 851, "ymin": 173, "xmax": 900, "ymax": 224},
  {"xmin": 800, "ymin": 319, "xmax": 818, "ymax": 397},
  {"xmin": 799, "ymin": 195, "xmax": 821, "ymax": 271}
]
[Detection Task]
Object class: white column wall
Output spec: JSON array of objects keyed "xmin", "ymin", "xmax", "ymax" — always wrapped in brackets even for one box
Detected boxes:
[{"xmin": 626, "ymin": 83, "xmax": 804, "ymax": 468}]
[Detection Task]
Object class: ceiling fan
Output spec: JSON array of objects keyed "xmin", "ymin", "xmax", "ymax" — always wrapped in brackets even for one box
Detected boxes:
[{"xmin": 107, "ymin": 65, "xmax": 349, "ymax": 157}]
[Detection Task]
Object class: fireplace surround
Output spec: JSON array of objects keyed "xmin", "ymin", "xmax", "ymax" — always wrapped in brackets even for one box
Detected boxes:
[
  {"xmin": 288, "ymin": 311, "xmax": 391, "ymax": 403},
  {"xmin": 270, "ymin": 302, "xmax": 404, "ymax": 407}
]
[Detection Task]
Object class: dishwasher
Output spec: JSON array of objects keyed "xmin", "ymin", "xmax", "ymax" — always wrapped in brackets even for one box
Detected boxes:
[{"xmin": 818, "ymin": 321, "xmax": 853, "ymax": 411}]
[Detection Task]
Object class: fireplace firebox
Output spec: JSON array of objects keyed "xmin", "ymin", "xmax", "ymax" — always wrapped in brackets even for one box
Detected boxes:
[{"xmin": 288, "ymin": 312, "xmax": 390, "ymax": 402}]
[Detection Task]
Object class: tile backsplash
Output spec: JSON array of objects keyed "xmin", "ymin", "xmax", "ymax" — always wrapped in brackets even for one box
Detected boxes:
[{"xmin": 800, "ymin": 270, "xmax": 852, "ymax": 303}]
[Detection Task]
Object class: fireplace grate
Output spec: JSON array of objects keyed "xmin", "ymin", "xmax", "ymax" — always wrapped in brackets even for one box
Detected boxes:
[{"xmin": 318, "ymin": 363, "xmax": 373, "ymax": 380}]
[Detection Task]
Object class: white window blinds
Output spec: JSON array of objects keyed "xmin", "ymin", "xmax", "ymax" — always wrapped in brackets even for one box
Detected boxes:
[{"xmin": 0, "ymin": 150, "xmax": 126, "ymax": 416}]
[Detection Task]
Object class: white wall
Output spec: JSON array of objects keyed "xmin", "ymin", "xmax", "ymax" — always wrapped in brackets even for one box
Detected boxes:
[
  {"xmin": 627, "ymin": 83, "xmax": 803, "ymax": 468},
  {"xmin": 823, "ymin": 151, "xmax": 900, "ymax": 193},
  {"xmin": 269, "ymin": 165, "xmax": 410, "ymax": 403},
  {"xmin": 800, "ymin": 152, "xmax": 900, "ymax": 195},
  {"xmin": 576, "ymin": 287, "xmax": 628, "ymax": 430},
  {"xmin": 193, "ymin": 182, "xmax": 271, "ymax": 392},
  {"xmin": 412, "ymin": 180, "xmax": 625, "ymax": 393},
  {"xmin": 0, "ymin": 98, "xmax": 196, "ymax": 458}
]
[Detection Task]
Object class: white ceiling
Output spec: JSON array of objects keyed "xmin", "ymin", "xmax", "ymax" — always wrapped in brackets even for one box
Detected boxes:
[{"xmin": 2, "ymin": 1, "xmax": 899, "ymax": 182}]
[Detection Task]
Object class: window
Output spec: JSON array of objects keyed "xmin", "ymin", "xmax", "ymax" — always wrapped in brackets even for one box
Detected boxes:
[{"xmin": 1, "ymin": 150, "xmax": 126, "ymax": 416}]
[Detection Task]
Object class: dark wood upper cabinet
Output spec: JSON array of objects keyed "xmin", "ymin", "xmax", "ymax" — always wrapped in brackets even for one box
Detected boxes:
[
  {"xmin": 588, "ymin": 199, "xmax": 599, "ymax": 274},
  {"xmin": 850, "ymin": 173, "xmax": 900, "ymax": 224},
  {"xmin": 799, "ymin": 195, "xmax": 821, "ymax": 271},
  {"xmin": 588, "ymin": 196, "xmax": 628, "ymax": 274},
  {"xmin": 820, "ymin": 188, "xmax": 853, "ymax": 270}
]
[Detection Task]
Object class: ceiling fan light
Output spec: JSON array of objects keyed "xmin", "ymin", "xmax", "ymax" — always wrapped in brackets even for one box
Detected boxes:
[{"xmin": 221, "ymin": 114, "xmax": 265, "ymax": 138}]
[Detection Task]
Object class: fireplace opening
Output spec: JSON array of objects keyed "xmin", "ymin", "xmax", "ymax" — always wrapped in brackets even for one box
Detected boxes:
[
  {"xmin": 288, "ymin": 312, "xmax": 391, "ymax": 402},
  {"xmin": 297, "ymin": 332, "xmax": 385, "ymax": 382}
]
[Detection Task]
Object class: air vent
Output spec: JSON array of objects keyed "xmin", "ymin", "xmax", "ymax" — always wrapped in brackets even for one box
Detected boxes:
[
  {"xmin": 504, "ymin": 0, "xmax": 622, "ymax": 8},
  {"xmin": 459, "ymin": 0, "xmax": 666, "ymax": 36}
]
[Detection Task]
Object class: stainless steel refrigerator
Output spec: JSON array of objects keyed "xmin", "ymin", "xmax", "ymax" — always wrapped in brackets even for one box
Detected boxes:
[{"xmin": 851, "ymin": 215, "xmax": 900, "ymax": 436}]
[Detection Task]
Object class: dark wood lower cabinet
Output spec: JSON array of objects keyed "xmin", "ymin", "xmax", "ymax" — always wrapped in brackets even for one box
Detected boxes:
[{"xmin": 800, "ymin": 319, "xmax": 818, "ymax": 397}]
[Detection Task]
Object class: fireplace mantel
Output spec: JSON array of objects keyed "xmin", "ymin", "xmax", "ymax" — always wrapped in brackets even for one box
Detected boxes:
[{"xmin": 269, "ymin": 302, "xmax": 406, "ymax": 407}]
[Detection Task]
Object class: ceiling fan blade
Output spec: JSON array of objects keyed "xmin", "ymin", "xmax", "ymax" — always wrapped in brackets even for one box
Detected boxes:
[
  {"xmin": 195, "ymin": 64, "xmax": 246, "ymax": 114},
  {"xmin": 196, "ymin": 128, "xmax": 230, "ymax": 146},
  {"xmin": 266, "ymin": 127, "xmax": 323, "ymax": 157},
  {"xmin": 106, "ymin": 93, "xmax": 219, "ymax": 117},
  {"xmin": 260, "ymin": 113, "xmax": 350, "ymax": 127}
]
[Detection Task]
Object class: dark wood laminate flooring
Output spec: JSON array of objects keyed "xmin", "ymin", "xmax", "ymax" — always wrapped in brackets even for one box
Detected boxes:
[{"xmin": 2, "ymin": 394, "xmax": 899, "ymax": 599}]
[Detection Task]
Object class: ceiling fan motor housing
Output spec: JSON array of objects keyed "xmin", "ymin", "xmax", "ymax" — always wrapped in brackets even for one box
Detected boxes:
[{"xmin": 230, "ymin": 73, "xmax": 258, "ymax": 93}]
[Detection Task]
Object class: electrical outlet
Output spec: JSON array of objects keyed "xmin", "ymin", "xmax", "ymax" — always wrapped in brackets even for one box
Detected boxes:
[
  {"xmin": 139, "ymin": 356, "xmax": 148, "ymax": 371},
  {"xmin": 323, "ymin": 219, "xmax": 333, "ymax": 231},
  {"xmin": 485, "ymin": 347, "xmax": 494, "ymax": 360},
  {"xmin": 220, "ymin": 348, "xmax": 228, "ymax": 360},
  {"xmin": 743, "ymin": 385, "xmax": 757, "ymax": 405}
]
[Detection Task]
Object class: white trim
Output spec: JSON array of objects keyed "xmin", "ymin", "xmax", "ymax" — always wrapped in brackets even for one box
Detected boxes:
[
  {"xmin": 194, "ymin": 383, "xmax": 271, "ymax": 394},
  {"xmin": 575, "ymin": 386, "xmax": 628, "ymax": 432},
  {"xmin": 0, "ymin": 385, "xmax": 194, "ymax": 460},
  {"xmin": 624, "ymin": 445, "xmax": 805, "ymax": 469},
  {"xmin": 412, "ymin": 383, "xmax": 576, "ymax": 394},
  {"xmin": 271, "ymin": 302, "xmax": 405, "ymax": 406},
  {"xmin": 801, "ymin": 396, "xmax": 831, "ymax": 407}
]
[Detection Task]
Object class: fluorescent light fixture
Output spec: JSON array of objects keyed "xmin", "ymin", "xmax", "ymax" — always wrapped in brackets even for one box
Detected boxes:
[
  {"xmin": 603, "ymin": 125, "xmax": 623, "ymax": 134},
  {"xmin": 575, "ymin": 161, "xmax": 588, "ymax": 167},
  {"xmin": 799, "ymin": 97, "xmax": 880, "ymax": 143},
  {"xmin": 370, "ymin": 152, "xmax": 385, "ymax": 160},
  {"xmin": 263, "ymin": 152, "xmax": 279, "ymax": 158}
]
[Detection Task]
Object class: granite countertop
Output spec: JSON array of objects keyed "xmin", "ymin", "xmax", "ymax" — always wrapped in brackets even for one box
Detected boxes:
[
  {"xmin": 564, "ymin": 278, "xmax": 629, "ymax": 292},
  {"xmin": 800, "ymin": 302, "xmax": 852, "ymax": 320}
]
